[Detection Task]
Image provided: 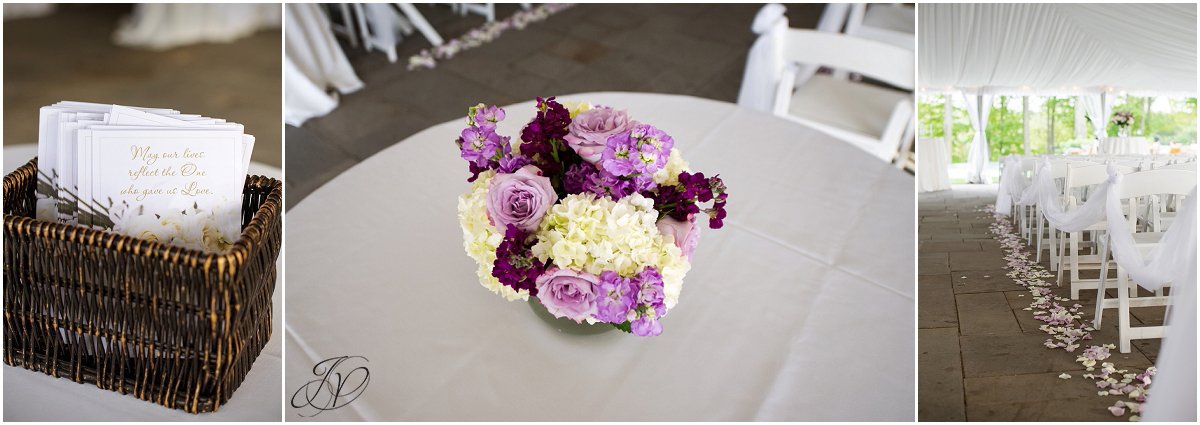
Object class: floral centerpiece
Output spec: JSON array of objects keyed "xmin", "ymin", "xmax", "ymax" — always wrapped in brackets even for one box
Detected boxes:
[
  {"xmin": 1111, "ymin": 111, "xmax": 1134, "ymax": 136},
  {"xmin": 455, "ymin": 97, "xmax": 728, "ymax": 337}
]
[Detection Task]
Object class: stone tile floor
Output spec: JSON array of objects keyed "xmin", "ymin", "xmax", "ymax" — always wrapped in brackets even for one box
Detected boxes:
[
  {"xmin": 918, "ymin": 185, "xmax": 1162, "ymax": 421},
  {"xmin": 284, "ymin": 3, "xmax": 829, "ymax": 207},
  {"xmin": 3, "ymin": 4, "xmax": 282, "ymax": 168}
]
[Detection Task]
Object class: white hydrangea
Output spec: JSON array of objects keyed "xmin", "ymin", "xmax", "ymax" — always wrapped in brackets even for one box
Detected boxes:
[
  {"xmin": 532, "ymin": 192, "xmax": 691, "ymax": 309},
  {"xmin": 652, "ymin": 148, "xmax": 690, "ymax": 187},
  {"xmin": 457, "ymin": 170, "xmax": 528, "ymax": 301}
]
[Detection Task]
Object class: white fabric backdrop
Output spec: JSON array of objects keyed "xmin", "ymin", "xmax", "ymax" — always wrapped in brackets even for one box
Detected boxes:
[
  {"xmin": 1080, "ymin": 94, "xmax": 1111, "ymax": 139},
  {"xmin": 285, "ymin": 4, "xmax": 364, "ymax": 127},
  {"xmin": 919, "ymin": 4, "xmax": 1197, "ymax": 93},
  {"xmin": 964, "ymin": 93, "xmax": 992, "ymax": 184},
  {"xmin": 1, "ymin": 145, "xmax": 282, "ymax": 421},
  {"xmin": 113, "ymin": 4, "xmax": 281, "ymax": 50},
  {"xmin": 284, "ymin": 93, "xmax": 914, "ymax": 421}
]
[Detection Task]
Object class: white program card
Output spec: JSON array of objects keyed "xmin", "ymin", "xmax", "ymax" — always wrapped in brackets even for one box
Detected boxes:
[{"xmin": 78, "ymin": 128, "xmax": 246, "ymax": 252}]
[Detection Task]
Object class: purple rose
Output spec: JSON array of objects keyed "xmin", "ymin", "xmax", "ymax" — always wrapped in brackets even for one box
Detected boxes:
[
  {"xmin": 564, "ymin": 106, "xmax": 636, "ymax": 163},
  {"xmin": 487, "ymin": 165, "xmax": 557, "ymax": 233},
  {"xmin": 535, "ymin": 267, "xmax": 599, "ymax": 323},
  {"xmin": 656, "ymin": 214, "xmax": 702, "ymax": 260}
]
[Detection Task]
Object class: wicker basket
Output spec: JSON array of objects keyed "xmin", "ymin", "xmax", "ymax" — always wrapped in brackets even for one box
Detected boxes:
[{"xmin": 2, "ymin": 158, "xmax": 282, "ymax": 414}]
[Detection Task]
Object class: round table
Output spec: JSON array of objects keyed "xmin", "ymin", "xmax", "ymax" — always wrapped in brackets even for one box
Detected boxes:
[
  {"xmin": 2, "ymin": 145, "xmax": 282, "ymax": 422},
  {"xmin": 284, "ymin": 93, "xmax": 915, "ymax": 421},
  {"xmin": 1098, "ymin": 136, "xmax": 1151, "ymax": 155},
  {"xmin": 918, "ymin": 138, "xmax": 951, "ymax": 192}
]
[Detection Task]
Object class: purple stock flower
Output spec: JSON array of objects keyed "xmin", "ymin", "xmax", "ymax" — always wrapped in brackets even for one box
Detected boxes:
[
  {"xmin": 457, "ymin": 103, "xmax": 534, "ymax": 182},
  {"xmin": 492, "ymin": 224, "xmax": 546, "ymax": 296},
  {"xmin": 601, "ymin": 132, "xmax": 638, "ymax": 176},
  {"xmin": 519, "ymin": 97, "xmax": 574, "ymax": 177},
  {"xmin": 599, "ymin": 124, "xmax": 673, "ymax": 177},
  {"xmin": 594, "ymin": 271, "xmax": 638, "ymax": 323},
  {"xmin": 650, "ymin": 171, "xmax": 728, "ymax": 229},
  {"xmin": 637, "ymin": 267, "xmax": 666, "ymax": 317},
  {"xmin": 562, "ymin": 163, "xmax": 595, "ymax": 194},
  {"xmin": 630, "ymin": 314, "xmax": 662, "ymax": 337},
  {"xmin": 472, "ymin": 104, "xmax": 506, "ymax": 129},
  {"xmin": 586, "ymin": 169, "xmax": 636, "ymax": 200},
  {"xmin": 459, "ymin": 126, "xmax": 500, "ymax": 165}
]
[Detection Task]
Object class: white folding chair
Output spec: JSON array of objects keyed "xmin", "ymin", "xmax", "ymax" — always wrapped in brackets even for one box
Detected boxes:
[
  {"xmin": 1093, "ymin": 169, "xmax": 1195, "ymax": 353},
  {"xmin": 1018, "ymin": 157, "xmax": 1038, "ymax": 242},
  {"xmin": 844, "ymin": 3, "xmax": 914, "ymax": 50},
  {"xmin": 1055, "ymin": 163, "xmax": 1134, "ymax": 298},
  {"xmin": 1034, "ymin": 160, "xmax": 1069, "ymax": 267},
  {"xmin": 773, "ymin": 28, "xmax": 914, "ymax": 163}
]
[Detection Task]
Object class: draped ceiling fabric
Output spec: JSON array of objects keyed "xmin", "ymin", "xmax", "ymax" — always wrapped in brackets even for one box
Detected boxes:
[{"xmin": 920, "ymin": 4, "xmax": 1197, "ymax": 94}]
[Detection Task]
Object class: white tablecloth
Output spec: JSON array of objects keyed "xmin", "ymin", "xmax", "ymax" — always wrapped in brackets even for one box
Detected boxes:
[
  {"xmin": 1098, "ymin": 136, "xmax": 1151, "ymax": 155},
  {"xmin": 284, "ymin": 93, "xmax": 915, "ymax": 421},
  {"xmin": 2, "ymin": 145, "xmax": 282, "ymax": 421},
  {"xmin": 918, "ymin": 137, "xmax": 951, "ymax": 192}
]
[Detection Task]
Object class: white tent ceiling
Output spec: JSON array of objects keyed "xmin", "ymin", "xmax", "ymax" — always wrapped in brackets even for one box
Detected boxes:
[{"xmin": 919, "ymin": 3, "xmax": 1197, "ymax": 94}]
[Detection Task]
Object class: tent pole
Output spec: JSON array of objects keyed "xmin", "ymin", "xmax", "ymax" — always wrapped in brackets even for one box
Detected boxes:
[
  {"xmin": 1022, "ymin": 96, "xmax": 1030, "ymax": 155},
  {"xmin": 943, "ymin": 91, "xmax": 953, "ymax": 147},
  {"xmin": 1100, "ymin": 92, "xmax": 1108, "ymax": 137},
  {"xmin": 1074, "ymin": 96, "xmax": 1085, "ymax": 141}
]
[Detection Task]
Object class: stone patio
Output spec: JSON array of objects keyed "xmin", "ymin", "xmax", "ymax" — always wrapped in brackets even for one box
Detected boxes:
[{"xmin": 918, "ymin": 185, "xmax": 1162, "ymax": 421}]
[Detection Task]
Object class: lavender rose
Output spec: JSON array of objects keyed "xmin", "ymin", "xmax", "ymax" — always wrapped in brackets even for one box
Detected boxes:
[
  {"xmin": 564, "ymin": 106, "xmax": 636, "ymax": 163},
  {"xmin": 487, "ymin": 165, "xmax": 557, "ymax": 233},
  {"xmin": 535, "ymin": 267, "xmax": 599, "ymax": 323},
  {"xmin": 656, "ymin": 214, "xmax": 702, "ymax": 260}
]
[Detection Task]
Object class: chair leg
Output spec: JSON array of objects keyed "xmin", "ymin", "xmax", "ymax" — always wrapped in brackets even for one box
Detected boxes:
[
  {"xmin": 1117, "ymin": 267, "xmax": 1132, "ymax": 354},
  {"xmin": 397, "ymin": 3, "xmax": 445, "ymax": 47},
  {"xmin": 1093, "ymin": 238, "xmax": 1110, "ymax": 329},
  {"xmin": 1048, "ymin": 227, "xmax": 1059, "ymax": 271},
  {"xmin": 1036, "ymin": 214, "xmax": 1045, "ymax": 262},
  {"xmin": 1069, "ymin": 231, "xmax": 1081, "ymax": 298}
]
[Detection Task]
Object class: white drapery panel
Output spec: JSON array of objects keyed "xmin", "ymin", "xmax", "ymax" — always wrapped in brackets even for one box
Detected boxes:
[
  {"xmin": 995, "ymin": 155, "xmax": 1025, "ymax": 212},
  {"xmin": 1023, "ymin": 160, "xmax": 1110, "ymax": 232},
  {"xmin": 1105, "ymin": 185, "xmax": 1195, "ymax": 292},
  {"xmin": 1140, "ymin": 190, "xmax": 1197, "ymax": 421},
  {"xmin": 919, "ymin": 4, "xmax": 1197, "ymax": 93},
  {"xmin": 1079, "ymin": 94, "xmax": 1110, "ymax": 140},
  {"xmin": 284, "ymin": 4, "xmax": 364, "ymax": 126},
  {"xmin": 736, "ymin": 4, "xmax": 787, "ymax": 112},
  {"xmin": 1108, "ymin": 188, "xmax": 1196, "ymax": 422},
  {"xmin": 963, "ymin": 93, "xmax": 992, "ymax": 184}
]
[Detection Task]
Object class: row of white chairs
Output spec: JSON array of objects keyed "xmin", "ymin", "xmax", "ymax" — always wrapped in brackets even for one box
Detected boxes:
[{"xmin": 1001, "ymin": 154, "xmax": 1196, "ymax": 353}]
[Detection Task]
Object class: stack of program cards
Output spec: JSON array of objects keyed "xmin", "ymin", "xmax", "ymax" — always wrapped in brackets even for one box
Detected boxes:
[{"xmin": 36, "ymin": 101, "xmax": 255, "ymax": 253}]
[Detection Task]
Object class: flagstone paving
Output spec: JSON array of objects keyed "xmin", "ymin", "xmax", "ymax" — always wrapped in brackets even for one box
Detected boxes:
[{"xmin": 918, "ymin": 185, "xmax": 1161, "ymax": 422}]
